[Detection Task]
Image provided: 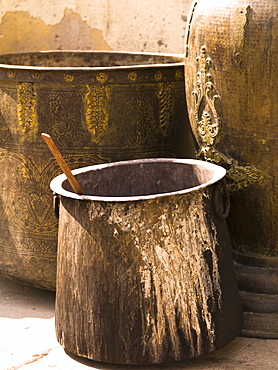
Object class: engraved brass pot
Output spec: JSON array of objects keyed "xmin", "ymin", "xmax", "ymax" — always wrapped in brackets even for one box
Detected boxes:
[
  {"xmin": 0, "ymin": 51, "xmax": 195, "ymax": 290},
  {"xmin": 50, "ymin": 158, "xmax": 242, "ymax": 365},
  {"xmin": 184, "ymin": 0, "xmax": 278, "ymax": 337}
]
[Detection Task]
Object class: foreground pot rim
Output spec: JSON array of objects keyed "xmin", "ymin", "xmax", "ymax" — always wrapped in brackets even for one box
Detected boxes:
[
  {"xmin": 0, "ymin": 50, "xmax": 184, "ymax": 72},
  {"xmin": 50, "ymin": 158, "xmax": 226, "ymax": 202}
]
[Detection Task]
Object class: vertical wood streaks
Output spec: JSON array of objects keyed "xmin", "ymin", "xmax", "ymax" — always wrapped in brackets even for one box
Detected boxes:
[{"xmin": 55, "ymin": 189, "xmax": 224, "ymax": 364}]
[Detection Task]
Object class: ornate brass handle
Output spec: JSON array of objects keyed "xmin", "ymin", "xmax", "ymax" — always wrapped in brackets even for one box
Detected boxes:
[{"xmin": 189, "ymin": 46, "xmax": 262, "ymax": 192}]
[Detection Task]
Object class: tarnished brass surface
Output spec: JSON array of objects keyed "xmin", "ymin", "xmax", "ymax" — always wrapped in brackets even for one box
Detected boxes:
[
  {"xmin": 184, "ymin": 0, "xmax": 278, "ymax": 338},
  {"xmin": 190, "ymin": 46, "xmax": 262, "ymax": 192},
  {"xmin": 0, "ymin": 51, "xmax": 195, "ymax": 290},
  {"xmin": 185, "ymin": 0, "xmax": 278, "ymax": 261}
]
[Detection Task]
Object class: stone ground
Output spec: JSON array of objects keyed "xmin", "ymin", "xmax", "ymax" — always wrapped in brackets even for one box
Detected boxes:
[{"xmin": 0, "ymin": 275, "xmax": 277, "ymax": 370}]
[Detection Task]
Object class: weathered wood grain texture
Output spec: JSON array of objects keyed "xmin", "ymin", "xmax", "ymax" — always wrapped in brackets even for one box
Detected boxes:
[{"xmin": 55, "ymin": 184, "xmax": 242, "ymax": 364}]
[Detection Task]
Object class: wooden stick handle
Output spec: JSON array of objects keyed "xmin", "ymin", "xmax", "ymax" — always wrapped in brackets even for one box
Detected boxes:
[{"xmin": 41, "ymin": 133, "xmax": 84, "ymax": 195}]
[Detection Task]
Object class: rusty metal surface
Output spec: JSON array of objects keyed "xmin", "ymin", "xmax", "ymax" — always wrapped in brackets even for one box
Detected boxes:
[
  {"xmin": 51, "ymin": 158, "xmax": 242, "ymax": 364},
  {"xmin": 184, "ymin": 0, "xmax": 278, "ymax": 337},
  {"xmin": 0, "ymin": 51, "xmax": 195, "ymax": 290}
]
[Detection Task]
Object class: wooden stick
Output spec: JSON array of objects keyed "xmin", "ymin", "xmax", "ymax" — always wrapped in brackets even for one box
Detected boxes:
[{"xmin": 41, "ymin": 133, "xmax": 84, "ymax": 195}]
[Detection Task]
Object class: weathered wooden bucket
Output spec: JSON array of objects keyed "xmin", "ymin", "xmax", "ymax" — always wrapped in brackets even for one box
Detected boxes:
[
  {"xmin": 184, "ymin": 0, "xmax": 278, "ymax": 338},
  {"xmin": 0, "ymin": 51, "xmax": 195, "ymax": 290},
  {"xmin": 50, "ymin": 158, "xmax": 243, "ymax": 365}
]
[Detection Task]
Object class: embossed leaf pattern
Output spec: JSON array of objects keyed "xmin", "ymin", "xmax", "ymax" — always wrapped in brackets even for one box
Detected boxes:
[{"xmin": 192, "ymin": 46, "xmax": 261, "ymax": 191}]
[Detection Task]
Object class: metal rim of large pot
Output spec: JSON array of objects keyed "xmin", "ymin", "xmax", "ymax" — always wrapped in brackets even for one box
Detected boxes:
[
  {"xmin": 0, "ymin": 50, "xmax": 185, "ymax": 72},
  {"xmin": 50, "ymin": 158, "xmax": 226, "ymax": 202}
]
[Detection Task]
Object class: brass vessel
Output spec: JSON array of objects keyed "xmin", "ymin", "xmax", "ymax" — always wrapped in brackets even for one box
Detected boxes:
[
  {"xmin": 0, "ymin": 51, "xmax": 195, "ymax": 290},
  {"xmin": 185, "ymin": 0, "xmax": 278, "ymax": 337}
]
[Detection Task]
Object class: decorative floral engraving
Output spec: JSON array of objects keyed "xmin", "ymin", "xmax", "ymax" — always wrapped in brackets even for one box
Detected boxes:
[
  {"xmin": 0, "ymin": 150, "xmax": 58, "ymax": 235},
  {"xmin": 17, "ymin": 83, "xmax": 36, "ymax": 134},
  {"xmin": 192, "ymin": 46, "xmax": 221, "ymax": 148},
  {"xmin": 192, "ymin": 46, "xmax": 262, "ymax": 191},
  {"xmin": 155, "ymin": 71, "xmax": 163, "ymax": 81},
  {"xmin": 96, "ymin": 73, "xmax": 108, "ymax": 83},
  {"xmin": 128, "ymin": 72, "xmax": 138, "ymax": 82},
  {"xmin": 86, "ymin": 85, "xmax": 108, "ymax": 143},
  {"xmin": 64, "ymin": 73, "xmax": 75, "ymax": 82},
  {"xmin": 32, "ymin": 72, "xmax": 42, "ymax": 81},
  {"xmin": 48, "ymin": 93, "xmax": 62, "ymax": 115},
  {"xmin": 199, "ymin": 146, "xmax": 262, "ymax": 192},
  {"xmin": 198, "ymin": 111, "xmax": 220, "ymax": 146},
  {"xmin": 7, "ymin": 69, "xmax": 15, "ymax": 79},
  {"xmin": 158, "ymin": 83, "xmax": 172, "ymax": 135},
  {"xmin": 175, "ymin": 69, "xmax": 183, "ymax": 80}
]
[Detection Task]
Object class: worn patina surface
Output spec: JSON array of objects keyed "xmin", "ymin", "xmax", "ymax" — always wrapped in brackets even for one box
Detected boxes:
[
  {"xmin": 185, "ymin": 0, "xmax": 278, "ymax": 337},
  {"xmin": 0, "ymin": 51, "xmax": 195, "ymax": 290},
  {"xmin": 52, "ymin": 159, "xmax": 242, "ymax": 364}
]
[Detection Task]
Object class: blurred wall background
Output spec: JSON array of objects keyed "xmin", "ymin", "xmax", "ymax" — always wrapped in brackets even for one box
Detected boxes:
[{"xmin": 0, "ymin": 0, "xmax": 193, "ymax": 54}]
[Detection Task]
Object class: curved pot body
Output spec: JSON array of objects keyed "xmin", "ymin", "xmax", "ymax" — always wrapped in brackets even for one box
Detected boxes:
[
  {"xmin": 0, "ymin": 51, "xmax": 195, "ymax": 290},
  {"xmin": 185, "ymin": 0, "xmax": 278, "ymax": 337},
  {"xmin": 51, "ymin": 158, "xmax": 242, "ymax": 365}
]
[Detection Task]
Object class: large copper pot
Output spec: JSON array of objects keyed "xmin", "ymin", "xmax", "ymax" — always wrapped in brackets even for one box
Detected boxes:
[
  {"xmin": 0, "ymin": 51, "xmax": 195, "ymax": 290},
  {"xmin": 184, "ymin": 0, "xmax": 278, "ymax": 338}
]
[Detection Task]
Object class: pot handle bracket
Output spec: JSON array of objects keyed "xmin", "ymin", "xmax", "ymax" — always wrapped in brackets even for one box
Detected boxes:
[
  {"xmin": 212, "ymin": 179, "xmax": 230, "ymax": 220},
  {"xmin": 189, "ymin": 46, "xmax": 262, "ymax": 192}
]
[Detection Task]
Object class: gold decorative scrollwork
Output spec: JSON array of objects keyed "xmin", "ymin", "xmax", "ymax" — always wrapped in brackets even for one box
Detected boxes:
[
  {"xmin": 199, "ymin": 146, "xmax": 262, "ymax": 192},
  {"xmin": 85, "ymin": 85, "xmax": 108, "ymax": 143},
  {"xmin": 192, "ymin": 46, "xmax": 262, "ymax": 191},
  {"xmin": 192, "ymin": 46, "xmax": 221, "ymax": 148},
  {"xmin": 17, "ymin": 83, "xmax": 37, "ymax": 135}
]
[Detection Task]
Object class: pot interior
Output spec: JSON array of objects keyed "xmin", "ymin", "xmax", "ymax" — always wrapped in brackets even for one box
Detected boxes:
[
  {"xmin": 0, "ymin": 51, "xmax": 183, "ymax": 68},
  {"xmin": 61, "ymin": 159, "xmax": 218, "ymax": 198}
]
